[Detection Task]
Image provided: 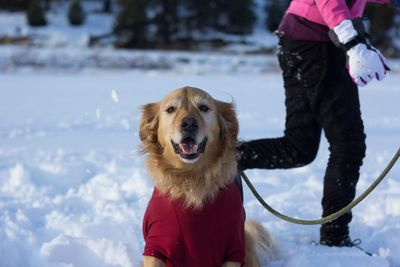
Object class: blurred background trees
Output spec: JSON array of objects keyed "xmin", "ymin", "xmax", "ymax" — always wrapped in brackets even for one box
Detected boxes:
[
  {"xmin": 113, "ymin": 0, "xmax": 256, "ymax": 47},
  {"xmin": 26, "ymin": 0, "xmax": 47, "ymax": 26},
  {"xmin": 0, "ymin": 0, "xmax": 398, "ymax": 52},
  {"xmin": 113, "ymin": 0, "xmax": 148, "ymax": 48},
  {"xmin": 365, "ymin": 3, "xmax": 397, "ymax": 52},
  {"xmin": 0, "ymin": 0, "xmax": 31, "ymax": 10},
  {"xmin": 68, "ymin": 0, "xmax": 86, "ymax": 26},
  {"xmin": 265, "ymin": 0, "xmax": 290, "ymax": 32},
  {"xmin": 226, "ymin": 0, "xmax": 256, "ymax": 34},
  {"xmin": 102, "ymin": 0, "xmax": 112, "ymax": 12}
]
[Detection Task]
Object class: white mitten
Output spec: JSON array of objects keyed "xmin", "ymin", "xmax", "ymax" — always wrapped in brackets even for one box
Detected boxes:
[{"xmin": 331, "ymin": 19, "xmax": 390, "ymax": 87}]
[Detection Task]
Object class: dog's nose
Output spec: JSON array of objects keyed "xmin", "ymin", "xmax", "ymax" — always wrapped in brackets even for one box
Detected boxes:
[{"xmin": 180, "ymin": 117, "xmax": 198, "ymax": 133}]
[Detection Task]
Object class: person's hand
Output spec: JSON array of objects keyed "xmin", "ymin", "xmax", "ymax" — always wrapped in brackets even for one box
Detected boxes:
[
  {"xmin": 330, "ymin": 19, "xmax": 391, "ymax": 87},
  {"xmin": 346, "ymin": 43, "xmax": 390, "ymax": 87}
]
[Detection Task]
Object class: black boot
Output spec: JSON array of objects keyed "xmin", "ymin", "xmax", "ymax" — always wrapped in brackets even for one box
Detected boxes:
[{"xmin": 320, "ymin": 218, "xmax": 351, "ymax": 247}]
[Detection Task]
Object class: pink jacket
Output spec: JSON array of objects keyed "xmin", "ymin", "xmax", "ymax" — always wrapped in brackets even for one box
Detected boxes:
[{"xmin": 287, "ymin": 0, "xmax": 391, "ymax": 29}]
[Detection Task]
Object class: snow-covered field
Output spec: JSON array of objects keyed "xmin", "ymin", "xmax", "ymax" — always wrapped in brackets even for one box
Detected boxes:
[
  {"xmin": 0, "ymin": 67, "xmax": 399, "ymax": 267},
  {"xmin": 1, "ymin": 2, "xmax": 400, "ymax": 267}
]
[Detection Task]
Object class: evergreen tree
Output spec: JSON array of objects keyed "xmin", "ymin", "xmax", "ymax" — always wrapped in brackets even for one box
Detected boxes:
[
  {"xmin": 103, "ymin": 0, "xmax": 112, "ymax": 13},
  {"xmin": 364, "ymin": 4, "xmax": 395, "ymax": 49},
  {"xmin": 44, "ymin": 0, "xmax": 51, "ymax": 10},
  {"xmin": 226, "ymin": 0, "xmax": 255, "ymax": 34},
  {"xmin": 114, "ymin": 0, "xmax": 148, "ymax": 48},
  {"xmin": 68, "ymin": 0, "xmax": 85, "ymax": 26},
  {"xmin": 152, "ymin": 0, "xmax": 179, "ymax": 45},
  {"xmin": 0, "ymin": 0, "xmax": 31, "ymax": 10},
  {"xmin": 176, "ymin": 0, "xmax": 196, "ymax": 39},
  {"xmin": 183, "ymin": 0, "xmax": 221, "ymax": 31},
  {"xmin": 265, "ymin": 0, "xmax": 290, "ymax": 33},
  {"xmin": 210, "ymin": 0, "xmax": 229, "ymax": 31},
  {"xmin": 26, "ymin": 0, "xmax": 47, "ymax": 27},
  {"xmin": 187, "ymin": 0, "xmax": 210, "ymax": 30}
]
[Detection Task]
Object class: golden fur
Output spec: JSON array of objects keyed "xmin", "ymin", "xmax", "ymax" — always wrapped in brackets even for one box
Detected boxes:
[
  {"xmin": 140, "ymin": 87, "xmax": 239, "ymax": 208},
  {"xmin": 140, "ymin": 87, "xmax": 279, "ymax": 267}
]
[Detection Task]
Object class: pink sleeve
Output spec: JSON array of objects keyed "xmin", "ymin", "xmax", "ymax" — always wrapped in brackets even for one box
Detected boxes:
[
  {"xmin": 314, "ymin": 0, "xmax": 351, "ymax": 29},
  {"xmin": 315, "ymin": 0, "xmax": 391, "ymax": 29}
]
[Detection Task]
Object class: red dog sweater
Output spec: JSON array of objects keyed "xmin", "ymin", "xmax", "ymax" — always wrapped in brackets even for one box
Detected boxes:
[{"xmin": 142, "ymin": 181, "xmax": 245, "ymax": 266}]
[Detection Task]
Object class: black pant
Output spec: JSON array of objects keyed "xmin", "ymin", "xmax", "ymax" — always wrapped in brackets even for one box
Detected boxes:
[{"xmin": 239, "ymin": 38, "xmax": 366, "ymax": 245}]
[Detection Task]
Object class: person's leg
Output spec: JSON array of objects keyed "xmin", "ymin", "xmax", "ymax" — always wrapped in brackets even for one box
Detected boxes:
[
  {"xmin": 311, "ymin": 43, "xmax": 366, "ymax": 246},
  {"xmin": 238, "ymin": 38, "xmax": 323, "ymax": 170},
  {"xmin": 239, "ymin": 38, "xmax": 366, "ymax": 246}
]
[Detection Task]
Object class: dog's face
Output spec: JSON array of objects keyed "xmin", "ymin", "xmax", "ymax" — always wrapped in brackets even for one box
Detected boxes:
[
  {"xmin": 140, "ymin": 87, "xmax": 238, "ymax": 169},
  {"xmin": 159, "ymin": 88, "xmax": 216, "ymax": 164}
]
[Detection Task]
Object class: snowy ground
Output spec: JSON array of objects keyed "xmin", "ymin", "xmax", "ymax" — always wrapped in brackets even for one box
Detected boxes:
[
  {"xmin": 0, "ymin": 66, "xmax": 399, "ymax": 267},
  {"xmin": 0, "ymin": 2, "xmax": 400, "ymax": 267}
]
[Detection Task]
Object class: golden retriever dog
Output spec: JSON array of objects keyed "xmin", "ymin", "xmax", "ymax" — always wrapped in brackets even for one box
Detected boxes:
[{"xmin": 140, "ymin": 87, "xmax": 279, "ymax": 267}]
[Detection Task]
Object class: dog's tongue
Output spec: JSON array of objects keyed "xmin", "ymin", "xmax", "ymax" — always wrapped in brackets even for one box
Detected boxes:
[{"xmin": 179, "ymin": 142, "xmax": 198, "ymax": 155}]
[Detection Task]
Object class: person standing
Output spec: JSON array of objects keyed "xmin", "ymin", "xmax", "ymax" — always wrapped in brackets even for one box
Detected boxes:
[{"xmin": 238, "ymin": 0, "xmax": 391, "ymax": 246}]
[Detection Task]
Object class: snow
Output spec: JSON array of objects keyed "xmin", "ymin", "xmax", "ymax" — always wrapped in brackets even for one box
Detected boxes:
[
  {"xmin": 111, "ymin": 90, "xmax": 119, "ymax": 104},
  {"xmin": 0, "ymin": 3, "xmax": 400, "ymax": 267},
  {"xmin": 0, "ymin": 69, "xmax": 399, "ymax": 267}
]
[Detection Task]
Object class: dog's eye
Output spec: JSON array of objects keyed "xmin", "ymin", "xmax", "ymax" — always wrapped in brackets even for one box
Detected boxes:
[
  {"xmin": 166, "ymin": 106, "xmax": 176, "ymax": 114},
  {"xmin": 199, "ymin": 105, "xmax": 210, "ymax": 112}
]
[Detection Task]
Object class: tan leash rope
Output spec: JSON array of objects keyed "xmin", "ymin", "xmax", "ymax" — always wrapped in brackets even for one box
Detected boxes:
[{"xmin": 240, "ymin": 147, "xmax": 400, "ymax": 225}]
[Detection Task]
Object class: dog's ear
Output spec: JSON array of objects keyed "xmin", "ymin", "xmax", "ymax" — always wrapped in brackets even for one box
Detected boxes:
[
  {"xmin": 140, "ymin": 103, "xmax": 160, "ymax": 151},
  {"xmin": 216, "ymin": 101, "xmax": 239, "ymax": 148}
]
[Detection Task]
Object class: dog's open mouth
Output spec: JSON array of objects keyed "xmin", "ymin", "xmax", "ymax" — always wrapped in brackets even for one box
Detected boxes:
[{"xmin": 171, "ymin": 137, "xmax": 208, "ymax": 161}]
